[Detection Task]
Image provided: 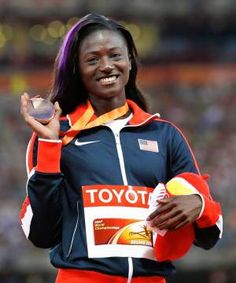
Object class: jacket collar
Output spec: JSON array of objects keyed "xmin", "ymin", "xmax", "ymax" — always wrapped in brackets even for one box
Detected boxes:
[
  {"xmin": 127, "ymin": 100, "xmax": 160, "ymax": 125},
  {"xmin": 64, "ymin": 99, "xmax": 160, "ymax": 127}
]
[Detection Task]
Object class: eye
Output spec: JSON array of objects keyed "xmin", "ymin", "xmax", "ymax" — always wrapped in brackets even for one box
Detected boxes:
[
  {"xmin": 87, "ymin": 57, "xmax": 99, "ymax": 65},
  {"xmin": 111, "ymin": 53, "xmax": 122, "ymax": 60}
]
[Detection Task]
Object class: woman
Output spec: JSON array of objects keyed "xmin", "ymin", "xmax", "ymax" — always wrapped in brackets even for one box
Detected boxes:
[{"xmin": 20, "ymin": 13, "xmax": 222, "ymax": 283}]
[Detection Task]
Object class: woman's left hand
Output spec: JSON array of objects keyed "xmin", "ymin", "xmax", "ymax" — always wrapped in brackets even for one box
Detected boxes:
[{"xmin": 147, "ymin": 194, "xmax": 202, "ymax": 231}]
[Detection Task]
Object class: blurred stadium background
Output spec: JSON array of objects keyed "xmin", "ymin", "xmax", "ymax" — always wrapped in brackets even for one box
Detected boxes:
[{"xmin": 0, "ymin": 1, "xmax": 236, "ymax": 282}]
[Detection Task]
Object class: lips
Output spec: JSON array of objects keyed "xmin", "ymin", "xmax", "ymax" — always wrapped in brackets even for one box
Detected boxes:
[{"xmin": 97, "ymin": 75, "xmax": 119, "ymax": 85}]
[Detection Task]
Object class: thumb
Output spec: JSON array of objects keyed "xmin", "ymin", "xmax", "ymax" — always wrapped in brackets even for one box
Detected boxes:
[
  {"xmin": 157, "ymin": 198, "xmax": 170, "ymax": 204},
  {"xmin": 54, "ymin": 101, "xmax": 62, "ymax": 119}
]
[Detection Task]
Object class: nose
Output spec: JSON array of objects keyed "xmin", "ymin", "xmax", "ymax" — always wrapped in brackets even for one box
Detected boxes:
[{"xmin": 99, "ymin": 57, "xmax": 114, "ymax": 73}]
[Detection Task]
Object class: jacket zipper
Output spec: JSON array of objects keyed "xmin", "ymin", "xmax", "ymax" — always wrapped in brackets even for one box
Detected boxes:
[
  {"xmin": 113, "ymin": 132, "xmax": 128, "ymax": 185},
  {"xmin": 113, "ymin": 130, "xmax": 133, "ymax": 283}
]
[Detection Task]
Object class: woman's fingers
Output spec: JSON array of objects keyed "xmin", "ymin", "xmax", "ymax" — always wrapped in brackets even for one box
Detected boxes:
[
  {"xmin": 147, "ymin": 198, "xmax": 173, "ymax": 221},
  {"xmin": 147, "ymin": 195, "xmax": 202, "ymax": 231},
  {"xmin": 20, "ymin": 93, "xmax": 32, "ymax": 122},
  {"xmin": 20, "ymin": 94, "xmax": 61, "ymax": 139}
]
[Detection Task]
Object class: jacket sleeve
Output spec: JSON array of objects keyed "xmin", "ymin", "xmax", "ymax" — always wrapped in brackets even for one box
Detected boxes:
[
  {"xmin": 193, "ymin": 180, "xmax": 223, "ymax": 249},
  {"xmin": 20, "ymin": 133, "xmax": 64, "ymax": 248},
  {"xmin": 169, "ymin": 125, "xmax": 223, "ymax": 250}
]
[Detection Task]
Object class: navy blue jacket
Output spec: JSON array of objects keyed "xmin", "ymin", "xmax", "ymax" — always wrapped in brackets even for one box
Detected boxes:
[{"xmin": 20, "ymin": 100, "xmax": 222, "ymax": 279}]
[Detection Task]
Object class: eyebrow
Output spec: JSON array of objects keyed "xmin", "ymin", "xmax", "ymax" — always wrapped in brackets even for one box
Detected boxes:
[{"xmin": 82, "ymin": 46, "xmax": 124, "ymax": 56}]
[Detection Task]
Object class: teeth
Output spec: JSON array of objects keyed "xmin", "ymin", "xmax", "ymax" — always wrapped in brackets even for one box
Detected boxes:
[{"xmin": 99, "ymin": 76, "xmax": 117, "ymax": 85}]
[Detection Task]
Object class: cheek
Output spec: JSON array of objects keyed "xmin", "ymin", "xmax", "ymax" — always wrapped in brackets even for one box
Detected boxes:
[
  {"xmin": 80, "ymin": 66, "xmax": 95, "ymax": 83},
  {"xmin": 122, "ymin": 63, "xmax": 131, "ymax": 84},
  {"xmin": 82, "ymin": 74, "xmax": 97, "ymax": 91}
]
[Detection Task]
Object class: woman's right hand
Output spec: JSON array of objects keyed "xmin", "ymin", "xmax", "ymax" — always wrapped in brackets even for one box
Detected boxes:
[{"xmin": 20, "ymin": 92, "xmax": 62, "ymax": 140}]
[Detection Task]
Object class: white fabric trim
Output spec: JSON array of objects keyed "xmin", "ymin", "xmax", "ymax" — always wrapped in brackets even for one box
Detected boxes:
[
  {"xmin": 66, "ymin": 114, "xmax": 72, "ymax": 127},
  {"xmin": 21, "ymin": 169, "xmax": 35, "ymax": 238},
  {"xmin": 21, "ymin": 204, "xmax": 33, "ymax": 238},
  {"xmin": 104, "ymin": 114, "xmax": 133, "ymax": 186},
  {"xmin": 196, "ymin": 193, "xmax": 205, "ymax": 220},
  {"xmin": 105, "ymin": 114, "xmax": 135, "ymax": 281},
  {"xmin": 216, "ymin": 215, "xmax": 223, "ymax": 238},
  {"xmin": 26, "ymin": 137, "xmax": 34, "ymax": 176},
  {"xmin": 104, "ymin": 113, "xmax": 133, "ymax": 135},
  {"xmin": 124, "ymin": 113, "xmax": 160, "ymax": 128},
  {"xmin": 127, "ymin": 257, "xmax": 133, "ymax": 283},
  {"xmin": 38, "ymin": 138, "xmax": 62, "ymax": 143}
]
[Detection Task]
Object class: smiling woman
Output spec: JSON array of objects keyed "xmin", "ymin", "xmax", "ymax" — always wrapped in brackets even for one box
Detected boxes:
[
  {"xmin": 48, "ymin": 13, "xmax": 146, "ymax": 117},
  {"xmin": 19, "ymin": 13, "xmax": 222, "ymax": 283},
  {"xmin": 78, "ymin": 29, "xmax": 131, "ymax": 115}
]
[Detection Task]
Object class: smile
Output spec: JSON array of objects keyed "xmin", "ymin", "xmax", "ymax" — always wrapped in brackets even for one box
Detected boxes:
[{"xmin": 98, "ymin": 75, "xmax": 118, "ymax": 85}]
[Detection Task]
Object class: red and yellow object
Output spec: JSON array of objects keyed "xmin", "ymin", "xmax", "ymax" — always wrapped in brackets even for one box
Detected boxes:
[{"xmin": 154, "ymin": 173, "xmax": 222, "ymax": 261}]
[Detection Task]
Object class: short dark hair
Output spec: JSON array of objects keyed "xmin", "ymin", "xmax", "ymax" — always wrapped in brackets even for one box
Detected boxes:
[{"xmin": 50, "ymin": 13, "xmax": 147, "ymax": 115}]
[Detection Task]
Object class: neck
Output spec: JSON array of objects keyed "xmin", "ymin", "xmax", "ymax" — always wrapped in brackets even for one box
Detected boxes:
[{"xmin": 88, "ymin": 95, "xmax": 127, "ymax": 116}]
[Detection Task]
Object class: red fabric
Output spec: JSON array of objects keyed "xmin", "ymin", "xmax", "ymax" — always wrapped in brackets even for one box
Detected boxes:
[
  {"xmin": 196, "ymin": 196, "xmax": 221, "ymax": 228},
  {"xmin": 66, "ymin": 102, "xmax": 89, "ymax": 125},
  {"xmin": 127, "ymin": 100, "xmax": 153, "ymax": 125},
  {"xmin": 154, "ymin": 172, "xmax": 221, "ymax": 261},
  {"xmin": 177, "ymin": 173, "xmax": 222, "ymax": 228},
  {"xmin": 19, "ymin": 196, "xmax": 30, "ymax": 222},
  {"xmin": 55, "ymin": 269, "xmax": 166, "ymax": 283},
  {"xmin": 36, "ymin": 139, "xmax": 62, "ymax": 173},
  {"xmin": 155, "ymin": 224, "xmax": 194, "ymax": 262},
  {"xmin": 177, "ymin": 173, "xmax": 211, "ymax": 197}
]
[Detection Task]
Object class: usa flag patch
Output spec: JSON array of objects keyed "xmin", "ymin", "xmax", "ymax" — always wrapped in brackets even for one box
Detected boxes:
[{"xmin": 138, "ymin": 139, "xmax": 159, "ymax": 153}]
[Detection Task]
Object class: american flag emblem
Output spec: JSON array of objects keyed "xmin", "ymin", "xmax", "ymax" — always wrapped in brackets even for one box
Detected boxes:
[{"xmin": 138, "ymin": 139, "xmax": 159, "ymax": 153}]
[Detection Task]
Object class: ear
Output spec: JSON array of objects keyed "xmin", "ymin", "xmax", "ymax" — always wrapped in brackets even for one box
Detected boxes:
[{"xmin": 128, "ymin": 54, "xmax": 132, "ymax": 71}]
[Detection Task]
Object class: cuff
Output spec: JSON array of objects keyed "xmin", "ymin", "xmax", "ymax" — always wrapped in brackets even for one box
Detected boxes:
[
  {"xmin": 36, "ymin": 139, "xmax": 62, "ymax": 173},
  {"xmin": 196, "ymin": 195, "xmax": 222, "ymax": 228},
  {"xmin": 196, "ymin": 193, "xmax": 205, "ymax": 220}
]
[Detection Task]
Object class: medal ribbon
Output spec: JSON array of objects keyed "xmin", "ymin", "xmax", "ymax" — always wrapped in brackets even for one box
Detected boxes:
[{"xmin": 62, "ymin": 100, "xmax": 129, "ymax": 145}]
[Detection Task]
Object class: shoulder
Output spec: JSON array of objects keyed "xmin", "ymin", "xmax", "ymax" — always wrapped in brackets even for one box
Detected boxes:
[
  {"xmin": 148, "ymin": 115, "xmax": 184, "ymax": 134},
  {"xmin": 59, "ymin": 103, "xmax": 85, "ymax": 133},
  {"xmin": 128, "ymin": 99, "xmax": 182, "ymax": 133}
]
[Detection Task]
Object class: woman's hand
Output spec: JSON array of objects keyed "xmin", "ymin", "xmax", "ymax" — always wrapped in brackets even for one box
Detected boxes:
[
  {"xmin": 147, "ymin": 194, "xmax": 202, "ymax": 231},
  {"xmin": 20, "ymin": 92, "xmax": 62, "ymax": 140}
]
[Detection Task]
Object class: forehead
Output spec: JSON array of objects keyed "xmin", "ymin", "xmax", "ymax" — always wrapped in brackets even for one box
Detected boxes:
[{"xmin": 79, "ymin": 29, "xmax": 127, "ymax": 54}]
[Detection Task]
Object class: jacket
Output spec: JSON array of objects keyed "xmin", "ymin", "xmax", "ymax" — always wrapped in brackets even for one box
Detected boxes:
[{"xmin": 20, "ymin": 100, "xmax": 222, "ymax": 279}]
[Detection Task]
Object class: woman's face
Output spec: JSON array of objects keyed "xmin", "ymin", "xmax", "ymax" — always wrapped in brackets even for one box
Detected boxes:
[{"xmin": 78, "ymin": 29, "xmax": 131, "ymax": 102}]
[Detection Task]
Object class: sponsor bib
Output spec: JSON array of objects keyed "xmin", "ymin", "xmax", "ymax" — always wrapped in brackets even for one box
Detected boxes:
[{"xmin": 82, "ymin": 184, "xmax": 157, "ymax": 260}]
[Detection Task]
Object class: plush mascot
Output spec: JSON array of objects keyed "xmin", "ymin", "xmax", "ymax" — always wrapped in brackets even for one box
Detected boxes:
[{"xmin": 149, "ymin": 173, "xmax": 222, "ymax": 261}]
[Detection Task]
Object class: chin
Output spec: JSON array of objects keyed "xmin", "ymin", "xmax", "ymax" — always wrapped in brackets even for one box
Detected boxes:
[{"xmin": 95, "ymin": 89, "xmax": 124, "ymax": 99}]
